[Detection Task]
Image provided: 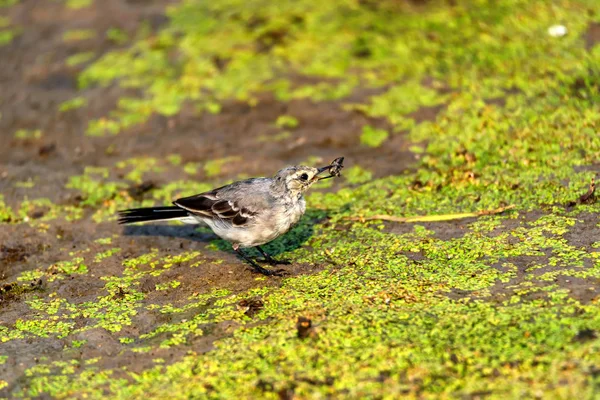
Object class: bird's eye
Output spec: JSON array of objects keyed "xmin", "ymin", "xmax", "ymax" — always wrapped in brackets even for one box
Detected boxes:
[{"xmin": 299, "ymin": 173, "xmax": 309, "ymax": 181}]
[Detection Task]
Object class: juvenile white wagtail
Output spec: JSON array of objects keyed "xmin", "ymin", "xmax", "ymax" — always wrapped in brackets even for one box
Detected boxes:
[{"xmin": 118, "ymin": 157, "xmax": 344, "ymax": 275}]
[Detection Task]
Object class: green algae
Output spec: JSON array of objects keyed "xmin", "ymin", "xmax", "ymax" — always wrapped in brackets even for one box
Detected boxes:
[
  {"xmin": 3, "ymin": 0, "xmax": 600, "ymax": 398},
  {"xmin": 66, "ymin": 52, "xmax": 95, "ymax": 67},
  {"xmin": 359, "ymin": 125, "xmax": 388, "ymax": 148},
  {"xmin": 204, "ymin": 157, "xmax": 241, "ymax": 178},
  {"xmin": 59, "ymin": 96, "xmax": 88, "ymax": 112},
  {"xmin": 182, "ymin": 162, "xmax": 200, "ymax": 175},
  {"xmin": 11, "ymin": 216, "xmax": 600, "ymax": 397},
  {"xmin": 0, "ymin": 0, "xmax": 18, "ymax": 7},
  {"xmin": 13, "ymin": 129, "xmax": 42, "ymax": 140},
  {"xmin": 0, "ymin": 29, "xmax": 17, "ymax": 46},
  {"xmin": 94, "ymin": 236, "xmax": 115, "ymax": 245},
  {"xmin": 73, "ymin": 0, "xmax": 596, "ymax": 134},
  {"xmin": 86, "ymin": 117, "xmax": 121, "ymax": 137},
  {"xmin": 116, "ymin": 157, "xmax": 164, "ymax": 184},
  {"xmin": 343, "ymin": 165, "xmax": 373, "ymax": 185},
  {"xmin": 0, "ymin": 195, "xmax": 15, "ymax": 223},
  {"xmin": 106, "ymin": 27, "xmax": 128, "ymax": 45},
  {"xmin": 349, "ymin": 82, "xmax": 446, "ymax": 131},
  {"xmin": 274, "ymin": 115, "xmax": 299, "ymax": 129},
  {"xmin": 66, "ymin": 167, "xmax": 126, "ymax": 207},
  {"xmin": 94, "ymin": 248, "xmax": 121, "ymax": 263},
  {"xmin": 58, "ymin": 159, "xmax": 215, "ymax": 223},
  {"xmin": 65, "ymin": 0, "xmax": 92, "ymax": 10}
]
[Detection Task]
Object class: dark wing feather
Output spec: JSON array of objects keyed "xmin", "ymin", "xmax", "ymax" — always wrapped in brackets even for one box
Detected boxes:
[
  {"xmin": 172, "ymin": 192, "xmax": 217, "ymax": 218},
  {"xmin": 216, "ymin": 208, "xmax": 238, "ymax": 218},
  {"xmin": 232, "ymin": 214, "xmax": 248, "ymax": 226},
  {"xmin": 212, "ymin": 200, "xmax": 238, "ymax": 218},
  {"xmin": 212, "ymin": 200, "xmax": 230, "ymax": 212},
  {"xmin": 173, "ymin": 188, "xmax": 257, "ymax": 227}
]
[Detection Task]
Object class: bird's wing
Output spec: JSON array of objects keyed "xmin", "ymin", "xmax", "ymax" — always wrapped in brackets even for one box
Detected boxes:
[{"xmin": 173, "ymin": 179, "xmax": 270, "ymax": 227}]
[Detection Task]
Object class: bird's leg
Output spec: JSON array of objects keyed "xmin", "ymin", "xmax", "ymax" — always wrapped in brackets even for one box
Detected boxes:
[
  {"xmin": 234, "ymin": 247, "xmax": 282, "ymax": 276},
  {"xmin": 255, "ymin": 246, "xmax": 291, "ymax": 265}
]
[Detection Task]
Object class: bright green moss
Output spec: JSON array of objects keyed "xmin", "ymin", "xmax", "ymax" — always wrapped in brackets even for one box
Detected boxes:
[
  {"xmin": 343, "ymin": 165, "xmax": 373, "ymax": 185},
  {"xmin": 48, "ymin": 258, "xmax": 88, "ymax": 281},
  {"xmin": 274, "ymin": 115, "xmax": 299, "ymax": 129},
  {"xmin": 106, "ymin": 27, "xmax": 128, "ymax": 44},
  {"xmin": 59, "ymin": 97, "xmax": 88, "ymax": 112},
  {"xmin": 86, "ymin": 117, "xmax": 121, "ymax": 136},
  {"xmin": 94, "ymin": 248, "xmax": 121, "ymax": 262},
  {"xmin": 14, "ymin": 129, "xmax": 42, "ymax": 140},
  {"xmin": 6, "ymin": 0, "xmax": 600, "ymax": 398},
  {"xmin": 0, "ymin": 194, "xmax": 15, "ymax": 223},
  {"xmin": 65, "ymin": 0, "xmax": 92, "ymax": 10},
  {"xmin": 0, "ymin": 0, "xmax": 18, "ymax": 8},
  {"xmin": 204, "ymin": 157, "xmax": 241, "ymax": 178},
  {"xmin": 66, "ymin": 167, "xmax": 125, "ymax": 207},
  {"xmin": 359, "ymin": 125, "xmax": 388, "ymax": 147},
  {"xmin": 66, "ymin": 52, "xmax": 95, "ymax": 67},
  {"xmin": 349, "ymin": 82, "xmax": 446, "ymax": 130},
  {"xmin": 75, "ymin": 0, "xmax": 596, "ymax": 135},
  {"xmin": 8, "ymin": 208, "xmax": 600, "ymax": 397},
  {"xmin": 0, "ymin": 29, "xmax": 17, "ymax": 46}
]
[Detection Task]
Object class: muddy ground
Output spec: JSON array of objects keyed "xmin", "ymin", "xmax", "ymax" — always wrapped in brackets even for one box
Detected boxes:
[
  {"xmin": 0, "ymin": 0, "xmax": 422, "ymax": 392},
  {"xmin": 1, "ymin": 1, "xmax": 600, "ymax": 398}
]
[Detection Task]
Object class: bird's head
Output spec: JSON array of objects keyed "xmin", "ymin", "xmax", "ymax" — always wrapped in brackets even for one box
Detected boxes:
[
  {"xmin": 274, "ymin": 165, "xmax": 320, "ymax": 198},
  {"xmin": 273, "ymin": 157, "xmax": 344, "ymax": 199}
]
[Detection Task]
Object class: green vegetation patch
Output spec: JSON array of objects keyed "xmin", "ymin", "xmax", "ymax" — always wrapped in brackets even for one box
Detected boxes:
[
  {"xmin": 6, "ymin": 209, "xmax": 600, "ymax": 397},
  {"xmin": 0, "ymin": 0, "xmax": 18, "ymax": 8},
  {"xmin": 4, "ymin": 0, "xmax": 600, "ymax": 398},
  {"xmin": 14, "ymin": 129, "xmax": 42, "ymax": 140},
  {"xmin": 66, "ymin": 52, "xmax": 95, "ymax": 67},
  {"xmin": 360, "ymin": 125, "xmax": 388, "ymax": 147},
  {"xmin": 0, "ymin": 195, "xmax": 16, "ymax": 223},
  {"xmin": 65, "ymin": 0, "xmax": 92, "ymax": 10},
  {"xmin": 59, "ymin": 96, "xmax": 88, "ymax": 112}
]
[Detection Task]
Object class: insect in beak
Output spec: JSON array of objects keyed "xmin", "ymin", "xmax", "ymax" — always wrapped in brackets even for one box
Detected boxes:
[{"xmin": 315, "ymin": 157, "xmax": 345, "ymax": 181}]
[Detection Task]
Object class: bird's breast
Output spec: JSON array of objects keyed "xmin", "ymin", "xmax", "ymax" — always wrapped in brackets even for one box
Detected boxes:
[
  {"xmin": 285, "ymin": 197, "xmax": 306, "ymax": 226},
  {"xmin": 268, "ymin": 197, "xmax": 306, "ymax": 236},
  {"xmin": 222, "ymin": 197, "xmax": 306, "ymax": 248}
]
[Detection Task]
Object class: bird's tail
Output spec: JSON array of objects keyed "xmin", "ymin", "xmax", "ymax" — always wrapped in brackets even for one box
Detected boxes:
[{"xmin": 117, "ymin": 206, "xmax": 190, "ymax": 225}]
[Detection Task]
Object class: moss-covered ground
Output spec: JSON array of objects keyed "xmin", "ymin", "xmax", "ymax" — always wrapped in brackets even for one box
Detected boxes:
[{"xmin": 1, "ymin": 0, "xmax": 600, "ymax": 398}]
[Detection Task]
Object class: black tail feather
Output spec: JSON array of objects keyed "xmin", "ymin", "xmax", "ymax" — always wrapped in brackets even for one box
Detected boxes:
[{"xmin": 118, "ymin": 206, "xmax": 189, "ymax": 225}]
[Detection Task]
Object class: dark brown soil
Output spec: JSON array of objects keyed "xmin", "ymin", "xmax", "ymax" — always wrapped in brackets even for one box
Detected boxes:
[
  {"xmin": 2, "ymin": 1, "xmax": 597, "ymax": 395},
  {"xmin": 447, "ymin": 212, "xmax": 600, "ymax": 304},
  {"xmin": 584, "ymin": 21, "xmax": 600, "ymax": 50},
  {"xmin": 0, "ymin": 0, "xmax": 419, "ymax": 391}
]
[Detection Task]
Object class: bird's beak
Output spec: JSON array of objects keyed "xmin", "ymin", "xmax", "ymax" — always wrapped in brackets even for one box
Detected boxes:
[
  {"xmin": 313, "ymin": 164, "xmax": 334, "ymax": 182},
  {"xmin": 314, "ymin": 157, "xmax": 344, "ymax": 181},
  {"xmin": 316, "ymin": 165, "xmax": 331, "ymax": 175}
]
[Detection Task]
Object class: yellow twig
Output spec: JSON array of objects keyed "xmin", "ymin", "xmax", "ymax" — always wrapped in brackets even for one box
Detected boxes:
[{"xmin": 345, "ymin": 205, "xmax": 516, "ymax": 223}]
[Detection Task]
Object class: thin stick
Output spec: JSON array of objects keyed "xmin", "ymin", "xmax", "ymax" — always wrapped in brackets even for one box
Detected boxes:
[{"xmin": 345, "ymin": 205, "xmax": 516, "ymax": 223}]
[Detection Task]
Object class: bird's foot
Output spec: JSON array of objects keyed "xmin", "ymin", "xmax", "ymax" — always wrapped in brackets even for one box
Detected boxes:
[
  {"xmin": 251, "ymin": 265, "xmax": 286, "ymax": 276},
  {"xmin": 262, "ymin": 257, "xmax": 292, "ymax": 266},
  {"xmin": 255, "ymin": 246, "xmax": 292, "ymax": 266},
  {"xmin": 235, "ymin": 248, "xmax": 285, "ymax": 276}
]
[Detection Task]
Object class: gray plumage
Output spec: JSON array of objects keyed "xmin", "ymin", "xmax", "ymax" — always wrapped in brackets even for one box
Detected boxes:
[{"xmin": 118, "ymin": 158, "xmax": 344, "ymax": 275}]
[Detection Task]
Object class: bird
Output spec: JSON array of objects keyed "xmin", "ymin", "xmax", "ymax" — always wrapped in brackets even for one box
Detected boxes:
[{"xmin": 118, "ymin": 157, "xmax": 344, "ymax": 276}]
